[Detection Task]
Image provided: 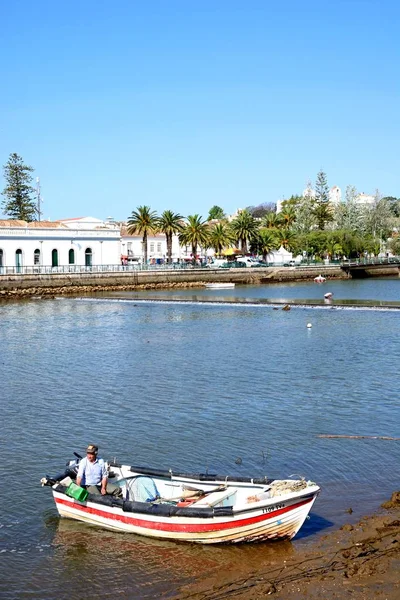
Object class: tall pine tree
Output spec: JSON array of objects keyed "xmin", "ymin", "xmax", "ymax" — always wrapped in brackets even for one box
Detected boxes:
[
  {"xmin": 314, "ymin": 169, "xmax": 332, "ymax": 230},
  {"xmin": 1, "ymin": 153, "xmax": 37, "ymax": 221}
]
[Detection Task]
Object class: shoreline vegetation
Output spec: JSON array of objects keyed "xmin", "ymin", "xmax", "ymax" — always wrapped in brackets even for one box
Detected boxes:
[{"xmin": 178, "ymin": 491, "xmax": 400, "ymax": 599}]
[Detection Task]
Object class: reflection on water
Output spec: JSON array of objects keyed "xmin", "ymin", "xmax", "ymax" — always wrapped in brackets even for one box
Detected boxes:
[
  {"xmin": 47, "ymin": 517, "xmax": 295, "ymax": 599},
  {"xmin": 1, "ymin": 278, "xmax": 400, "ymax": 599}
]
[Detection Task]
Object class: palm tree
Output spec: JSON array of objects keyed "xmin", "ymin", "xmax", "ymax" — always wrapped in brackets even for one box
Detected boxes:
[
  {"xmin": 208, "ymin": 222, "xmax": 235, "ymax": 256},
  {"xmin": 230, "ymin": 210, "xmax": 259, "ymax": 254},
  {"xmin": 257, "ymin": 229, "xmax": 279, "ymax": 262},
  {"xmin": 127, "ymin": 205, "xmax": 159, "ymax": 265},
  {"xmin": 276, "ymin": 228, "xmax": 297, "ymax": 252},
  {"xmin": 261, "ymin": 212, "xmax": 282, "ymax": 229},
  {"xmin": 179, "ymin": 215, "xmax": 209, "ymax": 264},
  {"xmin": 157, "ymin": 210, "xmax": 184, "ymax": 264},
  {"xmin": 279, "ymin": 206, "xmax": 296, "ymax": 228}
]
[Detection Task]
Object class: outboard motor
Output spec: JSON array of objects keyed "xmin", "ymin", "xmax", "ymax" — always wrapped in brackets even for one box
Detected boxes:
[{"xmin": 41, "ymin": 453, "xmax": 81, "ymax": 487}]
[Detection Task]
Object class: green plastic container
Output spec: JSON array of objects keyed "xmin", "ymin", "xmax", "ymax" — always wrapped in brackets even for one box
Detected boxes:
[{"xmin": 65, "ymin": 482, "xmax": 89, "ymax": 502}]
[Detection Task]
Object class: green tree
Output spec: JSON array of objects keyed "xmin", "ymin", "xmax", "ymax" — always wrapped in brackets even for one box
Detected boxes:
[
  {"xmin": 280, "ymin": 195, "xmax": 303, "ymax": 210},
  {"xmin": 1, "ymin": 153, "xmax": 37, "ymax": 221},
  {"xmin": 334, "ymin": 185, "xmax": 363, "ymax": 232},
  {"xmin": 127, "ymin": 205, "xmax": 159, "ymax": 265},
  {"xmin": 255, "ymin": 229, "xmax": 278, "ymax": 261},
  {"xmin": 207, "ymin": 205, "xmax": 225, "ymax": 220},
  {"xmin": 315, "ymin": 169, "xmax": 329, "ymax": 203},
  {"xmin": 363, "ymin": 192, "xmax": 393, "ymax": 241},
  {"xmin": 314, "ymin": 169, "xmax": 333, "ymax": 230},
  {"xmin": 208, "ymin": 222, "xmax": 235, "ymax": 256},
  {"xmin": 230, "ymin": 209, "xmax": 259, "ymax": 253},
  {"xmin": 276, "ymin": 228, "xmax": 297, "ymax": 251},
  {"xmin": 157, "ymin": 210, "xmax": 184, "ymax": 264},
  {"xmin": 382, "ymin": 196, "xmax": 400, "ymax": 218},
  {"xmin": 314, "ymin": 202, "xmax": 333, "ymax": 231},
  {"xmin": 388, "ymin": 235, "xmax": 400, "ymax": 255},
  {"xmin": 261, "ymin": 212, "xmax": 282, "ymax": 229},
  {"xmin": 280, "ymin": 206, "xmax": 296, "ymax": 228},
  {"xmin": 294, "ymin": 192, "xmax": 317, "ymax": 233},
  {"xmin": 179, "ymin": 215, "xmax": 209, "ymax": 264}
]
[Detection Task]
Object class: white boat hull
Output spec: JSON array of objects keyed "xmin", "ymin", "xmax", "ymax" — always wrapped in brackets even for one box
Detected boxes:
[
  {"xmin": 51, "ymin": 490, "xmax": 318, "ymax": 544},
  {"xmin": 44, "ymin": 462, "xmax": 320, "ymax": 544},
  {"xmin": 205, "ymin": 283, "xmax": 235, "ymax": 289}
]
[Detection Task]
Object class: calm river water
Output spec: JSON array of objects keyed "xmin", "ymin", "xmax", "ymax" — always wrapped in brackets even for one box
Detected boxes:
[{"xmin": 1, "ymin": 277, "xmax": 400, "ymax": 599}]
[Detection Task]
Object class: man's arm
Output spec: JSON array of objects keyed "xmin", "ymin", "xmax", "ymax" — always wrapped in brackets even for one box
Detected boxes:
[
  {"xmin": 100, "ymin": 460, "xmax": 108, "ymax": 495},
  {"xmin": 76, "ymin": 459, "xmax": 85, "ymax": 487}
]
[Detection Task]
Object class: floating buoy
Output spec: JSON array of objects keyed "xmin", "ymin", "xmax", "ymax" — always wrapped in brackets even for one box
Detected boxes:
[
  {"xmin": 282, "ymin": 304, "xmax": 291, "ymax": 311},
  {"xmin": 307, "ymin": 323, "xmax": 312, "ymax": 328}
]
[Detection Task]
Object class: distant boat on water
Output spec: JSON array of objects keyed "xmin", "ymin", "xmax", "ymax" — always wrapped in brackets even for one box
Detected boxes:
[{"xmin": 205, "ymin": 283, "xmax": 235, "ymax": 289}]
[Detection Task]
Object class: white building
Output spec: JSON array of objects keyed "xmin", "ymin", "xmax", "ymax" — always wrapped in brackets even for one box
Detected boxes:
[
  {"xmin": 0, "ymin": 215, "xmax": 220, "ymax": 272},
  {"xmin": 0, "ymin": 219, "xmax": 121, "ymax": 272},
  {"xmin": 355, "ymin": 192, "xmax": 375, "ymax": 206},
  {"xmin": 329, "ymin": 186, "xmax": 342, "ymax": 204}
]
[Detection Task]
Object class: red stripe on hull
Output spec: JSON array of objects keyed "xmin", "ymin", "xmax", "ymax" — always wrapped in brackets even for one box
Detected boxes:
[{"xmin": 54, "ymin": 495, "xmax": 314, "ymax": 534}]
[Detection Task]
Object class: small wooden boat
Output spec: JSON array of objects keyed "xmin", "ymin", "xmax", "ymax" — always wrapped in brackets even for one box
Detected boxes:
[
  {"xmin": 314, "ymin": 274, "xmax": 326, "ymax": 283},
  {"xmin": 41, "ymin": 457, "xmax": 320, "ymax": 544},
  {"xmin": 205, "ymin": 283, "xmax": 235, "ymax": 289}
]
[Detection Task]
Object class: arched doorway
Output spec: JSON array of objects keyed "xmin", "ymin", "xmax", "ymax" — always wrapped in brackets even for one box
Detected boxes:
[
  {"xmin": 34, "ymin": 249, "xmax": 41, "ymax": 266},
  {"xmin": 0, "ymin": 249, "xmax": 3, "ymax": 273},
  {"xmin": 69, "ymin": 248, "xmax": 75, "ymax": 265},
  {"xmin": 15, "ymin": 249, "xmax": 23, "ymax": 273},
  {"xmin": 52, "ymin": 249, "xmax": 58, "ymax": 267},
  {"xmin": 85, "ymin": 247, "xmax": 92, "ymax": 267}
]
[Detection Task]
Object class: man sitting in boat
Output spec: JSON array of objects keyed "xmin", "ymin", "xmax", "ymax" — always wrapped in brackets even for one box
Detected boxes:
[{"xmin": 76, "ymin": 444, "xmax": 121, "ymax": 497}]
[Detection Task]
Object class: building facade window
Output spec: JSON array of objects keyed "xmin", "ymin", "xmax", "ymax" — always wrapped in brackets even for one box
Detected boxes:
[
  {"xmin": 150, "ymin": 242, "xmax": 155, "ymax": 253},
  {"xmin": 157, "ymin": 242, "xmax": 162, "ymax": 253},
  {"xmin": 0, "ymin": 249, "xmax": 3, "ymax": 267},
  {"xmin": 69, "ymin": 249, "xmax": 75, "ymax": 265},
  {"xmin": 85, "ymin": 247, "xmax": 92, "ymax": 267},
  {"xmin": 16, "ymin": 249, "xmax": 23, "ymax": 272},
  {"xmin": 34, "ymin": 249, "xmax": 40, "ymax": 265},
  {"xmin": 52, "ymin": 249, "xmax": 58, "ymax": 267}
]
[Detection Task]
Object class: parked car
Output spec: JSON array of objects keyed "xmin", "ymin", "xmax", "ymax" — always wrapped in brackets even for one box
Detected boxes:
[
  {"xmin": 206, "ymin": 258, "xmax": 230, "ymax": 268},
  {"xmin": 235, "ymin": 257, "xmax": 263, "ymax": 268},
  {"xmin": 283, "ymin": 260, "xmax": 297, "ymax": 267}
]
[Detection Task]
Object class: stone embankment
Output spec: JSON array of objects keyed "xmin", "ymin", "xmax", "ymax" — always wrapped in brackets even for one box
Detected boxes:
[{"xmin": 0, "ymin": 266, "xmax": 348, "ymax": 300}]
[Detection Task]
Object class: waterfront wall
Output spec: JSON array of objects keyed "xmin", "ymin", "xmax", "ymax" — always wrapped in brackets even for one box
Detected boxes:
[{"xmin": 0, "ymin": 266, "xmax": 350, "ymax": 299}]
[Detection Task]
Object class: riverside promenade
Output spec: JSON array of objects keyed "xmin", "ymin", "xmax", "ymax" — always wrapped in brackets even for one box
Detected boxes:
[
  {"xmin": 0, "ymin": 265, "xmax": 353, "ymax": 299},
  {"xmin": 0, "ymin": 265, "xmax": 349, "ymax": 299}
]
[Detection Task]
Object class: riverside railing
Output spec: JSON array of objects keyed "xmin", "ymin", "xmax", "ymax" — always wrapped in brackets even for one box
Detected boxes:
[
  {"xmin": 1, "ymin": 257, "xmax": 398, "ymax": 276},
  {"xmin": 0, "ymin": 263, "xmax": 218, "ymax": 276}
]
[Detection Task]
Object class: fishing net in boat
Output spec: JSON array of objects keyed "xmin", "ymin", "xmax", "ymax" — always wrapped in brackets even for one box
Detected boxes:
[
  {"xmin": 269, "ymin": 479, "xmax": 308, "ymax": 497},
  {"xmin": 126, "ymin": 476, "xmax": 160, "ymax": 502}
]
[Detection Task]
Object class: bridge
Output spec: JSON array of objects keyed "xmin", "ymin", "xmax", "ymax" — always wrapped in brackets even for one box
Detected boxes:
[{"xmin": 341, "ymin": 256, "xmax": 400, "ymax": 277}]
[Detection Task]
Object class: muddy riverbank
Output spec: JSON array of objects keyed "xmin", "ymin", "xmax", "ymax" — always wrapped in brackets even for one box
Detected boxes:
[{"xmin": 178, "ymin": 492, "xmax": 400, "ymax": 599}]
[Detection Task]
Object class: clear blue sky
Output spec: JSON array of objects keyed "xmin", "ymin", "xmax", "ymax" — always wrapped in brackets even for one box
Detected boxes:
[{"xmin": 1, "ymin": 0, "xmax": 399, "ymax": 221}]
